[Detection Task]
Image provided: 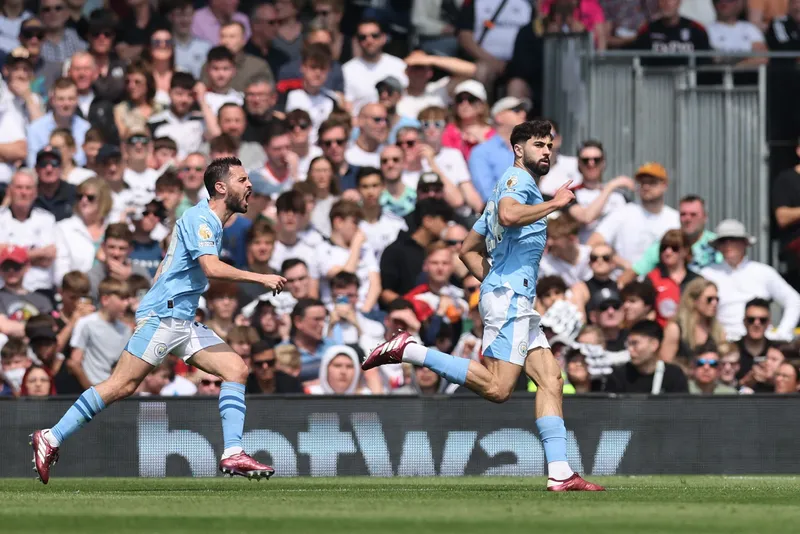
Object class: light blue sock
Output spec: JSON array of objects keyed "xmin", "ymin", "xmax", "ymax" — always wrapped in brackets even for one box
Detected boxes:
[
  {"xmin": 421, "ymin": 348, "xmax": 470, "ymax": 385},
  {"xmin": 219, "ymin": 382, "xmax": 246, "ymax": 450},
  {"xmin": 51, "ymin": 387, "xmax": 106, "ymax": 445},
  {"xmin": 535, "ymin": 416, "xmax": 568, "ymax": 463}
]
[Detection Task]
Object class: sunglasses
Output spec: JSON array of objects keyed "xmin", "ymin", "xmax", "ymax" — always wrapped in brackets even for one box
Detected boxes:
[
  {"xmin": 381, "ymin": 157, "xmax": 402, "ymax": 164},
  {"xmin": 322, "ymin": 138, "xmax": 346, "ymax": 147},
  {"xmin": 444, "ymin": 239, "xmax": 461, "ymax": 246},
  {"xmin": 696, "ymin": 358, "xmax": 719, "ymax": 368},
  {"xmin": 370, "ymin": 116, "xmax": 388, "ymax": 124},
  {"xmin": 464, "ymin": 284, "xmax": 480, "ymax": 293},
  {"xmin": 421, "ymin": 120, "xmax": 447, "ymax": 130},
  {"xmin": 127, "ymin": 135, "xmax": 150, "ymax": 145},
  {"xmin": 398, "ymin": 139, "xmax": 416, "ymax": 148},
  {"xmin": 589, "ymin": 254, "xmax": 612, "ymax": 263},
  {"xmin": 0, "ymin": 262, "xmax": 24, "ymax": 271},
  {"xmin": 253, "ymin": 359, "xmax": 276, "ymax": 368},
  {"xmin": 705, "ymin": 296, "xmax": 719, "ymax": 304},
  {"xmin": 745, "ymin": 316, "xmax": 769, "ymax": 325},
  {"xmin": 200, "ymin": 379, "xmax": 223, "ymax": 387},
  {"xmin": 37, "ymin": 158, "xmax": 60, "ymax": 168},
  {"xmin": 456, "ymin": 94, "xmax": 481, "ymax": 105},
  {"xmin": 20, "ymin": 28, "xmax": 45, "ymax": 40},
  {"xmin": 597, "ymin": 303, "xmax": 621, "ymax": 312},
  {"xmin": 181, "ymin": 166, "xmax": 204, "ymax": 173},
  {"xmin": 151, "ymin": 38, "xmax": 174, "ymax": 48},
  {"xmin": 143, "ymin": 209, "xmax": 162, "ymax": 218},
  {"xmin": 79, "ymin": 193, "xmax": 97, "ymax": 202},
  {"xmin": 579, "ymin": 156, "xmax": 604, "ymax": 165},
  {"xmin": 41, "ymin": 5, "xmax": 64, "ymax": 13},
  {"xmin": 290, "ymin": 121, "xmax": 310, "ymax": 130},
  {"xmin": 315, "ymin": 9, "xmax": 332, "ymax": 17},
  {"xmin": 660, "ymin": 244, "xmax": 681, "ymax": 253},
  {"xmin": 91, "ymin": 30, "xmax": 114, "ymax": 39},
  {"xmin": 357, "ymin": 32, "xmax": 381, "ymax": 41}
]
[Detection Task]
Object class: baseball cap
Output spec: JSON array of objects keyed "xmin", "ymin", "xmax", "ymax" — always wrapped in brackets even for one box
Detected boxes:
[
  {"xmin": 588, "ymin": 287, "xmax": 622, "ymax": 312},
  {"xmin": 35, "ymin": 146, "xmax": 62, "ymax": 166},
  {"xmin": 25, "ymin": 323, "xmax": 57, "ymax": 343},
  {"xmin": 376, "ymin": 75, "xmax": 404, "ymax": 93},
  {"xmin": 417, "ymin": 171, "xmax": 444, "ymax": 192},
  {"xmin": 453, "ymin": 80, "xmax": 487, "ymax": 102},
  {"xmin": 0, "ymin": 245, "xmax": 29, "ymax": 265},
  {"xmin": 96, "ymin": 144, "xmax": 122, "ymax": 163},
  {"xmin": 635, "ymin": 162, "xmax": 668, "ymax": 182},
  {"xmin": 490, "ymin": 96, "xmax": 532, "ymax": 118}
]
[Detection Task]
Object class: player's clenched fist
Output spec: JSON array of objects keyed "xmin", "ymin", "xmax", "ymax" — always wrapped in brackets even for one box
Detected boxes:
[{"xmin": 260, "ymin": 274, "xmax": 287, "ymax": 294}]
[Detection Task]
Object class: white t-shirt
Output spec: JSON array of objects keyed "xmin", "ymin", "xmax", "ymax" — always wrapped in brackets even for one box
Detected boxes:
[
  {"xmin": 268, "ymin": 238, "xmax": 321, "ymax": 277},
  {"xmin": 148, "ymin": 110, "xmax": 206, "ymax": 159},
  {"xmin": 539, "ymin": 244, "xmax": 594, "ymax": 287},
  {"xmin": 679, "ymin": 0, "xmax": 717, "ymax": 29},
  {"xmin": 359, "ymin": 210, "xmax": 408, "ymax": 262},
  {"xmin": 396, "ymin": 77, "xmax": 450, "ymax": 120},
  {"xmin": 402, "ymin": 147, "xmax": 471, "ymax": 189},
  {"xmin": 595, "ymin": 203, "xmax": 680, "ymax": 264},
  {"xmin": 345, "ymin": 142, "xmax": 382, "ymax": 168},
  {"xmin": 0, "ymin": 207, "xmax": 56, "ymax": 292},
  {"xmin": 707, "ymin": 21, "xmax": 765, "ymax": 52},
  {"xmin": 285, "ymin": 89, "xmax": 338, "ymax": 146},
  {"xmin": 573, "ymin": 184, "xmax": 628, "ymax": 243},
  {"xmin": 65, "ymin": 167, "xmax": 97, "ymax": 186},
  {"xmin": 342, "ymin": 54, "xmax": 409, "ymax": 115},
  {"xmin": 123, "ymin": 167, "xmax": 159, "ymax": 201},
  {"xmin": 0, "ymin": 98, "xmax": 25, "ymax": 184},
  {"xmin": 538, "ymin": 155, "xmax": 581, "ymax": 196},
  {"xmin": 204, "ymin": 89, "xmax": 244, "ymax": 116},
  {"xmin": 317, "ymin": 240, "xmax": 379, "ymax": 308}
]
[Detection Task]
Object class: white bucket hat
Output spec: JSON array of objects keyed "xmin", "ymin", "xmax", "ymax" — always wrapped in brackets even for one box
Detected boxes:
[{"xmin": 711, "ymin": 219, "xmax": 756, "ymax": 247}]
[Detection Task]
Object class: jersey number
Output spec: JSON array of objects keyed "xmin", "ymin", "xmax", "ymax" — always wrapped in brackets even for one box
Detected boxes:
[{"xmin": 483, "ymin": 201, "xmax": 505, "ymax": 253}]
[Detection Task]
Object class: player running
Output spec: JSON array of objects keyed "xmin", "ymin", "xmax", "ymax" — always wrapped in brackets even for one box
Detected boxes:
[
  {"xmin": 363, "ymin": 120, "xmax": 604, "ymax": 491},
  {"xmin": 30, "ymin": 157, "xmax": 287, "ymax": 484}
]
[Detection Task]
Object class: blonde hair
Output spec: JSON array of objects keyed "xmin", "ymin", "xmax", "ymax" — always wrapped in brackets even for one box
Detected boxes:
[
  {"xmin": 275, "ymin": 344, "xmax": 301, "ymax": 371},
  {"xmin": 676, "ymin": 278, "xmax": 726, "ymax": 351},
  {"xmin": 77, "ymin": 176, "xmax": 113, "ymax": 220}
]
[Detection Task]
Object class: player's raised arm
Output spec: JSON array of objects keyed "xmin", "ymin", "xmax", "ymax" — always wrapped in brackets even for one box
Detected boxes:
[
  {"xmin": 498, "ymin": 181, "xmax": 575, "ymax": 227},
  {"xmin": 198, "ymin": 255, "xmax": 285, "ymax": 292}
]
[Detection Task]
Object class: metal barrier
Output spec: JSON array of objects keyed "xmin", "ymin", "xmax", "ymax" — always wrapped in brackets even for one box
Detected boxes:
[{"xmin": 541, "ymin": 36, "xmax": 790, "ymax": 263}]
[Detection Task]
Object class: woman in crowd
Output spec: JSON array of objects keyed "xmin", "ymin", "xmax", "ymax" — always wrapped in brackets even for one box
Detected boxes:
[
  {"xmin": 306, "ymin": 156, "xmax": 340, "ymax": 237},
  {"xmin": 660, "ymin": 277, "xmax": 727, "ymax": 366},
  {"xmin": 145, "ymin": 27, "xmax": 176, "ymax": 107},
  {"xmin": 49, "ymin": 129, "xmax": 96, "ymax": 186},
  {"xmin": 645, "ymin": 229, "xmax": 700, "ymax": 326},
  {"xmin": 441, "ymin": 81, "xmax": 494, "ymax": 161},
  {"xmin": 19, "ymin": 365, "xmax": 55, "ymax": 397},
  {"xmin": 54, "ymin": 177, "xmax": 113, "ymax": 286},
  {"xmin": 114, "ymin": 59, "xmax": 160, "ymax": 141}
]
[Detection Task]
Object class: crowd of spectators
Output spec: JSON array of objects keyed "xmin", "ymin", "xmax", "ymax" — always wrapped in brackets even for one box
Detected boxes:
[{"xmin": 0, "ymin": 0, "xmax": 798, "ymax": 399}]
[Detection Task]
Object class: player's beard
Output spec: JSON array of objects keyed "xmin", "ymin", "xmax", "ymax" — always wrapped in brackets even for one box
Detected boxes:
[
  {"xmin": 226, "ymin": 190, "xmax": 249, "ymax": 214},
  {"xmin": 524, "ymin": 155, "xmax": 551, "ymax": 177}
]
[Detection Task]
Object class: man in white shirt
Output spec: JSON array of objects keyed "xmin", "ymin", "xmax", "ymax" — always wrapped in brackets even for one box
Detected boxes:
[
  {"xmin": 345, "ymin": 102, "xmax": 388, "ymax": 168},
  {"xmin": 318, "ymin": 199, "xmax": 381, "ymax": 313},
  {"xmin": 199, "ymin": 45, "xmax": 243, "ymax": 115},
  {"xmin": 268, "ymin": 190, "xmax": 321, "ymax": 295},
  {"xmin": 0, "ymin": 169, "xmax": 56, "ymax": 293},
  {"xmin": 285, "ymin": 109, "xmax": 322, "ymax": 181},
  {"xmin": 121, "ymin": 129, "xmax": 158, "ymax": 203},
  {"xmin": 167, "ymin": 0, "xmax": 212, "ymax": 79},
  {"xmin": 708, "ymin": 0, "xmax": 767, "ymax": 58},
  {"xmin": 148, "ymin": 72, "xmax": 206, "ymax": 159},
  {"xmin": 589, "ymin": 162, "xmax": 680, "ymax": 268},
  {"xmin": 540, "ymin": 211, "xmax": 593, "ymax": 287},
  {"xmin": 700, "ymin": 219, "xmax": 800, "ymax": 341},
  {"xmin": 356, "ymin": 166, "xmax": 407, "ymax": 262},
  {"xmin": 342, "ymin": 18, "xmax": 408, "ymax": 115},
  {"xmin": 284, "ymin": 42, "xmax": 339, "ymax": 146}
]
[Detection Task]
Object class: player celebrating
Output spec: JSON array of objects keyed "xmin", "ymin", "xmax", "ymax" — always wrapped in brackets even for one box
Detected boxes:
[
  {"xmin": 30, "ymin": 158, "xmax": 287, "ymax": 484},
  {"xmin": 363, "ymin": 120, "xmax": 604, "ymax": 491}
]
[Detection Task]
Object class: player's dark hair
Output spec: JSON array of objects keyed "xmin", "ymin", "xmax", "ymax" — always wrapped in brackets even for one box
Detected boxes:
[
  {"xmin": 745, "ymin": 298, "xmax": 771, "ymax": 314},
  {"xmin": 356, "ymin": 166, "xmax": 383, "ymax": 186},
  {"xmin": 413, "ymin": 198, "xmax": 453, "ymax": 228},
  {"xmin": 281, "ymin": 258, "xmax": 308, "ymax": 274},
  {"xmin": 620, "ymin": 280, "xmax": 657, "ymax": 309},
  {"xmin": 331, "ymin": 271, "xmax": 359, "ymax": 290},
  {"xmin": 510, "ymin": 119, "xmax": 553, "ymax": 149},
  {"xmin": 629, "ymin": 319, "xmax": 664, "ymax": 344},
  {"xmin": 204, "ymin": 156, "xmax": 242, "ymax": 198},
  {"xmin": 536, "ymin": 275, "xmax": 568, "ymax": 297},
  {"xmin": 170, "ymin": 71, "xmax": 195, "ymax": 91},
  {"xmin": 275, "ymin": 190, "xmax": 306, "ymax": 215},
  {"xmin": 206, "ymin": 45, "xmax": 235, "ymax": 64}
]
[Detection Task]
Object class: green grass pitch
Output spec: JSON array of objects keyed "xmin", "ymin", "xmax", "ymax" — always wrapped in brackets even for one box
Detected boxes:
[{"xmin": 2, "ymin": 476, "xmax": 800, "ymax": 534}]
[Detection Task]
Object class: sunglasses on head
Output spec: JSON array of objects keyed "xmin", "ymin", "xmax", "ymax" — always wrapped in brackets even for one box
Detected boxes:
[
  {"xmin": 745, "ymin": 316, "xmax": 768, "ymax": 325},
  {"xmin": 79, "ymin": 193, "xmax": 97, "ymax": 202},
  {"xmin": 127, "ymin": 135, "xmax": 150, "ymax": 145},
  {"xmin": 254, "ymin": 358, "xmax": 276, "ymax": 368},
  {"xmin": 201, "ymin": 379, "xmax": 223, "ymax": 387},
  {"xmin": 357, "ymin": 32, "xmax": 381, "ymax": 41},
  {"xmin": 322, "ymin": 138, "xmax": 346, "ymax": 147},
  {"xmin": 589, "ymin": 253, "xmax": 612, "ymax": 263},
  {"xmin": 696, "ymin": 358, "xmax": 719, "ymax": 368},
  {"xmin": 421, "ymin": 120, "xmax": 447, "ymax": 130},
  {"xmin": 20, "ymin": 28, "xmax": 45, "ymax": 40},
  {"xmin": 660, "ymin": 244, "xmax": 681, "ymax": 253},
  {"xmin": 456, "ymin": 94, "xmax": 480, "ymax": 105},
  {"xmin": 579, "ymin": 156, "xmax": 603, "ymax": 165}
]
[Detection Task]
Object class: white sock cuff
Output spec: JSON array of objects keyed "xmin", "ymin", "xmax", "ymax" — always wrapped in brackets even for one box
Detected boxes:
[
  {"xmin": 402, "ymin": 343, "xmax": 427, "ymax": 366},
  {"xmin": 43, "ymin": 429, "xmax": 60, "ymax": 448},
  {"xmin": 222, "ymin": 446, "xmax": 244, "ymax": 459}
]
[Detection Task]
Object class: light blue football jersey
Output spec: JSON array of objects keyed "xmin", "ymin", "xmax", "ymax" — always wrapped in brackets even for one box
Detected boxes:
[
  {"xmin": 137, "ymin": 199, "xmax": 223, "ymax": 321},
  {"xmin": 472, "ymin": 166, "xmax": 547, "ymax": 300}
]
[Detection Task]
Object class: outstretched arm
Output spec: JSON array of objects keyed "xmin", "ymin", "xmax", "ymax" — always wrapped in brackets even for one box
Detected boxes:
[
  {"xmin": 498, "ymin": 181, "xmax": 575, "ymax": 227},
  {"xmin": 199, "ymin": 255, "xmax": 285, "ymax": 292},
  {"xmin": 459, "ymin": 229, "xmax": 491, "ymax": 282}
]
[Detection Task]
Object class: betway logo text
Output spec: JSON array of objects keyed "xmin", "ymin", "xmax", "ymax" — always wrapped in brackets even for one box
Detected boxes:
[{"xmin": 137, "ymin": 403, "xmax": 632, "ymax": 477}]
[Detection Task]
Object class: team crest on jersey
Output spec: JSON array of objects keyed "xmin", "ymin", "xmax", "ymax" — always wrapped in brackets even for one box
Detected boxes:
[
  {"xmin": 518, "ymin": 341, "xmax": 528, "ymax": 357},
  {"xmin": 155, "ymin": 343, "xmax": 168, "ymax": 358},
  {"xmin": 506, "ymin": 176, "xmax": 518, "ymax": 190},
  {"xmin": 198, "ymin": 224, "xmax": 213, "ymax": 240}
]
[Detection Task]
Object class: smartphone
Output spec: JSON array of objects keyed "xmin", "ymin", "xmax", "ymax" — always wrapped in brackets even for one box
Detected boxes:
[{"xmin": 335, "ymin": 296, "xmax": 349, "ymax": 305}]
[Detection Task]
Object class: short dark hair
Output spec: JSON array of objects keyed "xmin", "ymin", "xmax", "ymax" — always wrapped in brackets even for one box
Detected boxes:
[
  {"xmin": 578, "ymin": 139, "xmax": 604, "ymax": 157},
  {"xmin": 218, "ymin": 102, "xmax": 245, "ymax": 120},
  {"xmin": 510, "ymin": 119, "xmax": 553, "ymax": 149},
  {"xmin": 275, "ymin": 190, "xmax": 306, "ymax": 215},
  {"xmin": 170, "ymin": 71, "xmax": 195, "ymax": 91},
  {"xmin": 290, "ymin": 298, "xmax": 326, "ymax": 325},
  {"xmin": 387, "ymin": 298, "xmax": 415, "ymax": 313},
  {"xmin": 413, "ymin": 198, "xmax": 453, "ymax": 228},
  {"xmin": 629, "ymin": 319, "xmax": 664, "ymax": 344},
  {"xmin": 302, "ymin": 42, "xmax": 332, "ymax": 68},
  {"xmin": 329, "ymin": 199, "xmax": 364, "ymax": 225},
  {"xmin": 620, "ymin": 280, "xmax": 657, "ymax": 308},
  {"xmin": 209, "ymin": 134, "xmax": 238, "ymax": 154},
  {"xmin": 356, "ymin": 17, "xmax": 384, "ymax": 34},
  {"xmin": 318, "ymin": 117, "xmax": 350, "ymax": 140},
  {"xmin": 247, "ymin": 218, "xmax": 276, "ymax": 242},
  {"xmin": 206, "ymin": 45, "xmax": 235, "ymax": 64},
  {"xmin": 251, "ymin": 339, "xmax": 276, "ymax": 355},
  {"xmin": 204, "ymin": 156, "xmax": 243, "ymax": 198},
  {"xmin": 262, "ymin": 119, "xmax": 291, "ymax": 147},
  {"xmin": 281, "ymin": 258, "xmax": 308, "ymax": 274},
  {"xmin": 104, "ymin": 222, "xmax": 133, "ymax": 243},
  {"xmin": 156, "ymin": 169, "xmax": 182, "ymax": 191},
  {"xmin": 536, "ymin": 275, "xmax": 568, "ymax": 296},
  {"xmin": 680, "ymin": 195, "xmax": 706, "ymax": 207},
  {"xmin": 745, "ymin": 298, "xmax": 771, "ymax": 313},
  {"xmin": 356, "ymin": 166, "xmax": 383, "ymax": 186},
  {"xmin": 330, "ymin": 271, "xmax": 359, "ymax": 290}
]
